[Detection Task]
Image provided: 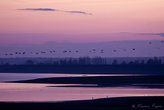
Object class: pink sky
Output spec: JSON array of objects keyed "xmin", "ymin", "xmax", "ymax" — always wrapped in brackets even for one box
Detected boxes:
[{"xmin": 0, "ymin": 0, "xmax": 164, "ymax": 44}]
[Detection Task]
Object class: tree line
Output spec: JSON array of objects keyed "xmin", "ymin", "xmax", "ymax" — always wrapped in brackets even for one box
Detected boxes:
[{"xmin": 24, "ymin": 57, "xmax": 163, "ymax": 65}]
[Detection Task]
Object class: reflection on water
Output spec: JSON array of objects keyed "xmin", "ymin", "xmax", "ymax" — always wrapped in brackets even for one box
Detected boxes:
[
  {"xmin": 0, "ymin": 83, "xmax": 164, "ymax": 102},
  {"xmin": 0, "ymin": 73, "xmax": 164, "ymax": 102}
]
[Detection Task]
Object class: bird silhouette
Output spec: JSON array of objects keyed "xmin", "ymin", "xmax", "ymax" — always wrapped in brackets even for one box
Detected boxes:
[
  {"xmin": 100, "ymin": 49, "xmax": 104, "ymax": 53},
  {"xmin": 161, "ymin": 41, "xmax": 164, "ymax": 43},
  {"xmin": 41, "ymin": 51, "xmax": 46, "ymax": 54},
  {"xmin": 93, "ymin": 49, "xmax": 96, "ymax": 51},
  {"xmin": 63, "ymin": 50, "xmax": 67, "ymax": 53}
]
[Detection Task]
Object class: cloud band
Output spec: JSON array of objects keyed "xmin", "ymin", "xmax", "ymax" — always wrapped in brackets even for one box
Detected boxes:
[{"xmin": 18, "ymin": 8, "xmax": 92, "ymax": 15}]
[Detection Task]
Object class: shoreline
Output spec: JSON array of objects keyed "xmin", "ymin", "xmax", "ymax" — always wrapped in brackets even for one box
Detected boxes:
[{"xmin": 10, "ymin": 75, "xmax": 164, "ymax": 89}]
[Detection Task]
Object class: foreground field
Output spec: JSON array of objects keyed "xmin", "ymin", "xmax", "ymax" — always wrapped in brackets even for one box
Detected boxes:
[{"xmin": 1, "ymin": 96, "xmax": 164, "ymax": 110}]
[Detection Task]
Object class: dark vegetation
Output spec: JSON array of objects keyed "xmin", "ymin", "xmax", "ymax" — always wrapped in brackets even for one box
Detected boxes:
[
  {"xmin": 0, "ymin": 57, "xmax": 164, "ymax": 74},
  {"xmin": 20, "ymin": 57, "xmax": 164, "ymax": 65},
  {"xmin": 1, "ymin": 96, "xmax": 164, "ymax": 110}
]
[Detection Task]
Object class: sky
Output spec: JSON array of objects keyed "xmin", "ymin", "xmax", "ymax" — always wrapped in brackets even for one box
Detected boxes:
[
  {"xmin": 0, "ymin": 0, "xmax": 164, "ymax": 45},
  {"xmin": 0, "ymin": 0, "xmax": 164, "ymax": 58}
]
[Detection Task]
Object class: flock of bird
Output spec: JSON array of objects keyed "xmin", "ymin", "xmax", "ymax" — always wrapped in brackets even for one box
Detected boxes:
[{"xmin": 0, "ymin": 41, "xmax": 164, "ymax": 57}]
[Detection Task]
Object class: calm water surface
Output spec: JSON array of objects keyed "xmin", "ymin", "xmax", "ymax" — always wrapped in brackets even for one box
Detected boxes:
[{"xmin": 0, "ymin": 73, "xmax": 164, "ymax": 102}]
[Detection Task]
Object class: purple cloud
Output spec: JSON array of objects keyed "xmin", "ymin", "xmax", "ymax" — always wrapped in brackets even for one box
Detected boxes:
[
  {"xmin": 19, "ymin": 8, "xmax": 57, "ymax": 11},
  {"xmin": 138, "ymin": 33, "xmax": 164, "ymax": 37},
  {"xmin": 65, "ymin": 11, "xmax": 92, "ymax": 15},
  {"xmin": 18, "ymin": 8, "xmax": 92, "ymax": 15}
]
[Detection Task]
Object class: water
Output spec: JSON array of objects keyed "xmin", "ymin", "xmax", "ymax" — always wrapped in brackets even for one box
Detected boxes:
[{"xmin": 0, "ymin": 73, "xmax": 164, "ymax": 102}]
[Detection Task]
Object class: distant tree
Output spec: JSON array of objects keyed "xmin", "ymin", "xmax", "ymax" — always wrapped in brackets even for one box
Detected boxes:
[
  {"xmin": 68, "ymin": 58, "xmax": 73, "ymax": 65},
  {"xmin": 153, "ymin": 57, "xmax": 162, "ymax": 64},
  {"xmin": 112, "ymin": 60, "xmax": 118, "ymax": 65},
  {"xmin": 92, "ymin": 57, "xmax": 104, "ymax": 65},
  {"xmin": 25, "ymin": 60, "xmax": 34, "ymax": 65},
  {"xmin": 141, "ymin": 60, "xmax": 145, "ymax": 65},
  {"xmin": 128, "ymin": 61, "xmax": 134, "ymax": 65},
  {"xmin": 121, "ymin": 61, "xmax": 127, "ymax": 65},
  {"xmin": 102, "ymin": 58, "xmax": 107, "ymax": 65},
  {"xmin": 53, "ymin": 61, "xmax": 59, "ymax": 65},
  {"xmin": 158, "ymin": 59, "xmax": 162, "ymax": 64},
  {"xmin": 134, "ymin": 60, "xmax": 139, "ymax": 65},
  {"xmin": 147, "ymin": 58, "xmax": 154, "ymax": 64},
  {"xmin": 72, "ymin": 59, "xmax": 78, "ymax": 65},
  {"xmin": 59, "ymin": 59, "xmax": 67, "ymax": 65},
  {"xmin": 79, "ymin": 57, "xmax": 90, "ymax": 65},
  {"xmin": 153, "ymin": 57, "xmax": 159, "ymax": 64}
]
